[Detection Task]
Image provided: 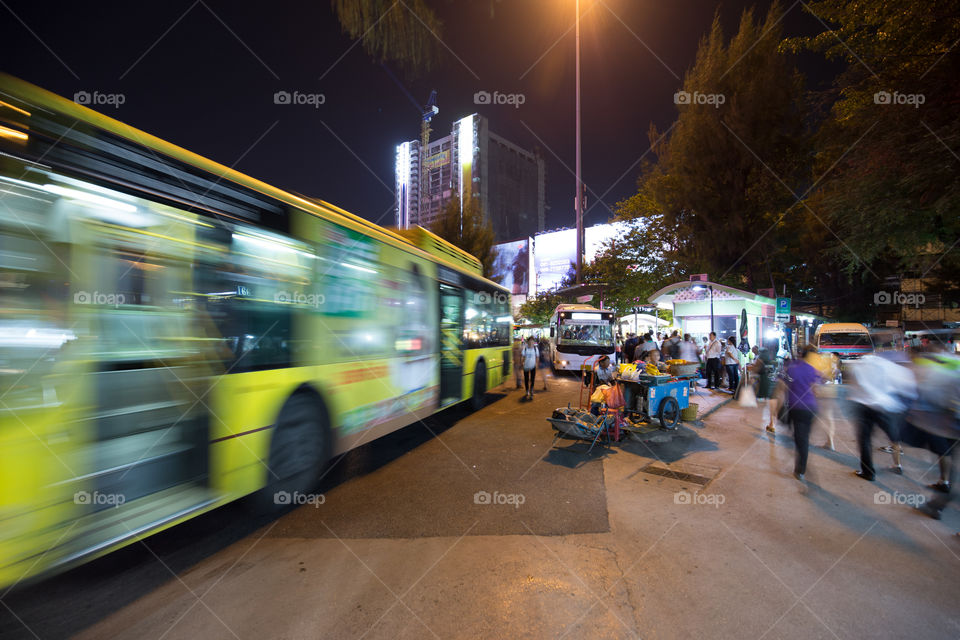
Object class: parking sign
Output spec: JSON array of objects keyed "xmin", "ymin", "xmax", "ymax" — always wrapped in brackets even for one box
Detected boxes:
[{"xmin": 776, "ymin": 297, "xmax": 791, "ymax": 322}]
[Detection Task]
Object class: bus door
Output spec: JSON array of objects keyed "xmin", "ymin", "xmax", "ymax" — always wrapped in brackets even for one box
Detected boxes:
[{"xmin": 439, "ymin": 284, "xmax": 463, "ymax": 406}]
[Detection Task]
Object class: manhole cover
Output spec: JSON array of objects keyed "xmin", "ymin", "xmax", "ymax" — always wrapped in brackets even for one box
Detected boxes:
[{"xmin": 636, "ymin": 461, "xmax": 720, "ymax": 487}]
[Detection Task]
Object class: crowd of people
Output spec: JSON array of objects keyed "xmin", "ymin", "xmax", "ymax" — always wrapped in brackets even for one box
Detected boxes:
[{"xmin": 764, "ymin": 340, "xmax": 958, "ymax": 525}]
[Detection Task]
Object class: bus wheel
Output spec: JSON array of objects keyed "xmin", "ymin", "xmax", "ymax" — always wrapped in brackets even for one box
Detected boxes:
[
  {"xmin": 659, "ymin": 397, "xmax": 680, "ymax": 430},
  {"xmin": 471, "ymin": 360, "xmax": 487, "ymax": 410},
  {"xmin": 251, "ymin": 391, "xmax": 330, "ymax": 511}
]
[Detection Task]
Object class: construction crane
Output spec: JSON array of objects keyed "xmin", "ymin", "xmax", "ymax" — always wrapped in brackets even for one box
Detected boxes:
[
  {"xmin": 420, "ymin": 90, "xmax": 438, "ymax": 208},
  {"xmin": 380, "ymin": 65, "xmax": 438, "ymax": 226}
]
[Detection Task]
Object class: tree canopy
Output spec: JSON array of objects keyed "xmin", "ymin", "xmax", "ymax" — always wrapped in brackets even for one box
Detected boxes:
[{"xmin": 430, "ymin": 196, "xmax": 496, "ymax": 278}]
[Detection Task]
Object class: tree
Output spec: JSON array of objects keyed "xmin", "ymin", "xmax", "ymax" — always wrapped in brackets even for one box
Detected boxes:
[
  {"xmin": 331, "ymin": 0, "xmax": 442, "ymax": 74},
  {"xmin": 517, "ymin": 290, "xmax": 568, "ymax": 324},
  {"xmin": 783, "ymin": 0, "xmax": 960, "ymax": 295},
  {"xmin": 430, "ymin": 196, "xmax": 496, "ymax": 277},
  {"xmin": 660, "ymin": 3, "xmax": 808, "ymax": 292}
]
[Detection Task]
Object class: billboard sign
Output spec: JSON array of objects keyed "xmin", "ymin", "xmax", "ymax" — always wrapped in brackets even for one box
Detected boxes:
[{"xmin": 490, "ymin": 238, "xmax": 531, "ymax": 294}]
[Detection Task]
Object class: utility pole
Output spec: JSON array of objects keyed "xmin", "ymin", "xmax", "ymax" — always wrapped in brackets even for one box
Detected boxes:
[{"xmin": 574, "ymin": 0, "xmax": 583, "ymax": 285}]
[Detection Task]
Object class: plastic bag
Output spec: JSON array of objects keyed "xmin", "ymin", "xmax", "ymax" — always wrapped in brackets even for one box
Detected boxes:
[
  {"xmin": 605, "ymin": 383, "xmax": 625, "ymax": 408},
  {"xmin": 590, "ymin": 386, "xmax": 609, "ymax": 404},
  {"xmin": 738, "ymin": 383, "xmax": 757, "ymax": 408}
]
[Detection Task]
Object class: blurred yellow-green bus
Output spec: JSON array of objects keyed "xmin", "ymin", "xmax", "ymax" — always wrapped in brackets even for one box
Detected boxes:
[{"xmin": 0, "ymin": 75, "xmax": 511, "ymax": 588}]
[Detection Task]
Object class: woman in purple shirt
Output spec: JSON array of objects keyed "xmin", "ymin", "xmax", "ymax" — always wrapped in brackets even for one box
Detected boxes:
[{"xmin": 785, "ymin": 345, "xmax": 822, "ymax": 482}]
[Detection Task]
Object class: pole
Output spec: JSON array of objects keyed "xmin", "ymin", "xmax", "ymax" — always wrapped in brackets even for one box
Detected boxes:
[
  {"xmin": 709, "ymin": 285, "xmax": 714, "ymax": 334},
  {"xmin": 574, "ymin": 0, "xmax": 583, "ymax": 285}
]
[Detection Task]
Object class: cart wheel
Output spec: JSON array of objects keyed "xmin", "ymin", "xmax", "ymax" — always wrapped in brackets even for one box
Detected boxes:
[{"xmin": 659, "ymin": 396, "xmax": 680, "ymax": 430}]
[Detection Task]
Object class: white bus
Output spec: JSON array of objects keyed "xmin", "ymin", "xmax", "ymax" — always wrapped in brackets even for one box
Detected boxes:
[{"xmin": 549, "ymin": 304, "xmax": 616, "ymax": 372}]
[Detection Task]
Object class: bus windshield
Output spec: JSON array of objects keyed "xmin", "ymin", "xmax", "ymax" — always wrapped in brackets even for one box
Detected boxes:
[
  {"xmin": 819, "ymin": 332, "xmax": 870, "ymax": 346},
  {"xmin": 558, "ymin": 319, "xmax": 613, "ymax": 346}
]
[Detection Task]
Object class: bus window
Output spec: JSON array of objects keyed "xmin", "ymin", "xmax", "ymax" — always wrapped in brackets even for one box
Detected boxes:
[{"xmin": 464, "ymin": 288, "xmax": 510, "ymax": 348}]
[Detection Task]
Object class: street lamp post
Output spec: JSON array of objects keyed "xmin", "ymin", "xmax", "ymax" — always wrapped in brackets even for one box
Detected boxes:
[
  {"xmin": 574, "ymin": 0, "xmax": 583, "ymax": 285},
  {"xmin": 709, "ymin": 285, "xmax": 714, "ymax": 335}
]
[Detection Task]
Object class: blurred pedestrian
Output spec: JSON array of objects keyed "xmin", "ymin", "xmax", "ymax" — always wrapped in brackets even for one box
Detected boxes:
[
  {"xmin": 538, "ymin": 336, "xmax": 551, "ymax": 390},
  {"xmin": 723, "ymin": 336, "xmax": 740, "ymax": 392},
  {"xmin": 679, "ymin": 334, "xmax": 698, "ymax": 363},
  {"xmin": 623, "ymin": 333, "xmax": 639, "ymax": 363},
  {"xmin": 847, "ymin": 352, "xmax": 916, "ymax": 481},
  {"xmin": 785, "ymin": 345, "xmax": 822, "ymax": 482},
  {"xmin": 749, "ymin": 341, "xmax": 776, "ymax": 430},
  {"xmin": 521, "ymin": 337, "xmax": 539, "ymax": 400},
  {"xmin": 512, "ymin": 337, "xmax": 523, "ymax": 389},
  {"xmin": 906, "ymin": 348, "xmax": 960, "ymax": 519},
  {"xmin": 705, "ymin": 332, "xmax": 722, "ymax": 389}
]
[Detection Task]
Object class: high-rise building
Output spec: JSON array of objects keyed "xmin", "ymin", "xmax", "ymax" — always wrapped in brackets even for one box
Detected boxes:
[{"xmin": 395, "ymin": 114, "xmax": 545, "ymax": 242}]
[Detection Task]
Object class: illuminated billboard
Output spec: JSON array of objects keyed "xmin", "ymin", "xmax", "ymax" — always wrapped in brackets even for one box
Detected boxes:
[
  {"xmin": 534, "ymin": 228, "xmax": 577, "ymax": 292},
  {"xmin": 585, "ymin": 221, "xmax": 628, "ymax": 262},
  {"xmin": 491, "ymin": 238, "xmax": 531, "ymax": 294}
]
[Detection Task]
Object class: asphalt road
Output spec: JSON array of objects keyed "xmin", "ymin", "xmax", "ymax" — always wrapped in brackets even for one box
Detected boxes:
[{"xmin": 2, "ymin": 375, "xmax": 958, "ymax": 639}]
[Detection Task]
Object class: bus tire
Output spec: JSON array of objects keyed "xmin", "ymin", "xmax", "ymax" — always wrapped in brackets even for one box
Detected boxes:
[
  {"xmin": 250, "ymin": 389, "xmax": 331, "ymax": 512},
  {"xmin": 471, "ymin": 359, "xmax": 487, "ymax": 410},
  {"xmin": 659, "ymin": 396, "xmax": 680, "ymax": 430}
]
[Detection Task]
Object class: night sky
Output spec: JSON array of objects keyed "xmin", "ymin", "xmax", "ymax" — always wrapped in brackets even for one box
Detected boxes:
[{"xmin": 1, "ymin": 0, "xmax": 836, "ymax": 234}]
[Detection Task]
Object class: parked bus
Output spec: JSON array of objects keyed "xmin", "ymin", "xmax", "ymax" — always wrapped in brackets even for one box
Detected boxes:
[
  {"xmin": 813, "ymin": 323, "xmax": 873, "ymax": 359},
  {"xmin": 0, "ymin": 75, "xmax": 510, "ymax": 587},
  {"xmin": 548, "ymin": 304, "xmax": 615, "ymax": 372}
]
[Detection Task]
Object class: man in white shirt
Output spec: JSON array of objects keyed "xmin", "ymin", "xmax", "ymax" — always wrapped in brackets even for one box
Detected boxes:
[
  {"xmin": 847, "ymin": 353, "xmax": 917, "ymax": 480},
  {"xmin": 705, "ymin": 332, "xmax": 723, "ymax": 389}
]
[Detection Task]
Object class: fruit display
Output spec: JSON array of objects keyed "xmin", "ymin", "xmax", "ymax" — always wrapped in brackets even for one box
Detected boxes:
[{"xmin": 644, "ymin": 363, "xmax": 660, "ymax": 375}]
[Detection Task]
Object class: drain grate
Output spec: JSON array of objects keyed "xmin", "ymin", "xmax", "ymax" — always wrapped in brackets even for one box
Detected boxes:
[{"xmin": 637, "ymin": 461, "xmax": 719, "ymax": 487}]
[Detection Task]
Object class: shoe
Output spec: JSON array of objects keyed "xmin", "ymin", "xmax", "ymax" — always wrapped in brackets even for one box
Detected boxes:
[
  {"xmin": 766, "ymin": 426, "xmax": 776, "ymax": 433},
  {"xmin": 929, "ymin": 481, "xmax": 951, "ymax": 494},
  {"xmin": 854, "ymin": 470, "xmax": 876, "ymax": 482},
  {"xmin": 917, "ymin": 503, "xmax": 943, "ymax": 520},
  {"xmin": 793, "ymin": 472, "xmax": 805, "ymax": 482},
  {"xmin": 821, "ymin": 442, "xmax": 835, "ymax": 451},
  {"xmin": 879, "ymin": 445, "xmax": 894, "ymax": 454},
  {"xmin": 890, "ymin": 465, "xmax": 903, "ymax": 475}
]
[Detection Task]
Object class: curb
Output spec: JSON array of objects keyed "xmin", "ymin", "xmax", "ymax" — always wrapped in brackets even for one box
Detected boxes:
[{"xmin": 692, "ymin": 396, "xmax": 735, "ymax": 424}]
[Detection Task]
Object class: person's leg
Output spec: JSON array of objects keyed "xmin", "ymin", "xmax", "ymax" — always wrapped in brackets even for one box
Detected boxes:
[
  {"xmin": 529, "ymin": 367, "xmax": 536, "ymax": 395},
  {"xmin": 523, "ymin": 369, "xmax": 531, "ymax": 395},
  {"xmin": 542, "ymin": 364, "xmax": 548, "ymax": 390},
  {"xmin": 855, "ymin": 405, "xmax": 877, "ymax": 479},
  {"xmin": 923, "ymin": 442, "xmax": 956, "ymax": 517},
  {"xmin": 792, "ymin": 410, "xmax": 813, "ymax": 477},
  {"xmin": 823, "ymin": 400, "xmax": 836, "ymax": 450},
  {"xmin": 877, "ymin": 410, "xmax": 903, "ymax": 471}
]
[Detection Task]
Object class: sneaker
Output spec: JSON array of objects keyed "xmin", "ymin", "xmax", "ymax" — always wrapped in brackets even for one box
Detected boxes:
[
  {"xmin": 793, "ymin": 472, "xmax": 805, "ymax": 483},
  {"xmin": 765, "ymin": 425, "xmax": 776, "ymax": 433},
  {"xmin": 879, "ymin": 445, "xmax": 894, "ymax": 454},
  {"xmin": 890, "ymin": 465, "xmax": 903, "ymax": 475},
  {"xmin": 854, "ymin": 470, "xmax": 876, "ymax": 482}
]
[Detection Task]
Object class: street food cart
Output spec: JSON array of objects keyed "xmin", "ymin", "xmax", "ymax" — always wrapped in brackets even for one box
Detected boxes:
[{"xmin": 619, "ymin": 374, "xmax": 692, "ymax": 429}]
